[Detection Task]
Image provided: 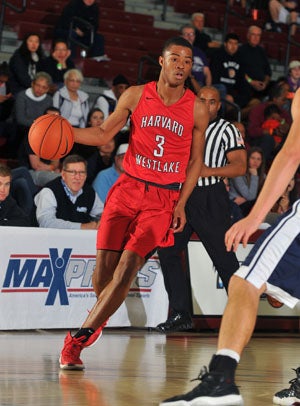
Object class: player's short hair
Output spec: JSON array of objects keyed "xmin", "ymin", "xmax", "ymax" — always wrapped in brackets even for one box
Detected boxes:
[{"xmin": 162, "ymin": 36, "xmax": 193, "ymax": 55}]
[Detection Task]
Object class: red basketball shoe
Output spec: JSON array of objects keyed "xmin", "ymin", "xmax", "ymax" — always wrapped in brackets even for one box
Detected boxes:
[
  {"xmin": 59, "ymin": 332, "xmax": 85, "ymax": 370},
  {"xmin": 59, "ymin": 320, "xmax": 108, "ymax": 370}
]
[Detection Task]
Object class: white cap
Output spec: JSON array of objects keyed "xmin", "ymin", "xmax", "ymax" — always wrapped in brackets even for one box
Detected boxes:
[
  {"xmin": 289, "ymin": 60, "xmax": 300, "ymax": 69},
  {"xmin": 116, "ymin": 143, "xmax": 129, "ymax": 155}
]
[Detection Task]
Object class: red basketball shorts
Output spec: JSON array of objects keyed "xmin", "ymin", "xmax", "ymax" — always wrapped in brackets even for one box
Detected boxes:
[{"xmin": 96, "ymin": 173, "xmax": 180, "ymax": 258}]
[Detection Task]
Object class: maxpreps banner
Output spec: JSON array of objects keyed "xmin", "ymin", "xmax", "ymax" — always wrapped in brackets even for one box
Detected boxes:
[{"xmin": 0, "ymin": 227, "xmax": 168, "ymax": 330}]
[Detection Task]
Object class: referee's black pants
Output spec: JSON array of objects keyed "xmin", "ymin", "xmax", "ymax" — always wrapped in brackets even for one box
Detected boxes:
[{"xmin": 158, "ymin": 182, "xmax": 240, "ymax": 316}]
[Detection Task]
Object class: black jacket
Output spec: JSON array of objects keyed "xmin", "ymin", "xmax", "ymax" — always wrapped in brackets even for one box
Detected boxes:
[{"xmin": 0, "ymin": 195, "xmax": 30, "ymax": 227}]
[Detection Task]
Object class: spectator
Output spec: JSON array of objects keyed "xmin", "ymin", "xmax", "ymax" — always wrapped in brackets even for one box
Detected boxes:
[
  {"xmin": 286, "ymin": 60, "xmax": 300, "ymax": 97},
  {"xmin": 0, "ymin": 61, "xmax": 16, "ymax": 155},
  {"xmin": 94, "ymin": 74, "xmax": 129, "ymax": 120},
  {"xmin": 0, "ymin": 62, "xmax": 13, "ymax": 122},
  {"xmin": 53, "ymin": 69, "xmax": 89, "ymax": 129},
  {"xmin": 268, "ymin": 0, "xmax": 299, "ymax": 35},
  {"xmin": 261, "ymin": 102, "xmax": 287, "ymax": 148},
  {"xmin": 247, "ymin": 81, "xmax": 292, "ymax": 162},
  {"xmin": 0, "ymin": 164, "xmax": 30, "ymax": 227},
  {"xmin": 9, "ymin": 32, "xmax": 45, "ymax": 96},
  {"xmin": 229, "ymin": 146, "xmax": 266, "ymax": 222},
  {"xmin": 210, "ymin": 33, "xmax": 248, "ymax": 110},
  {"xmin": 10, "ymin": 166, "xmax": 38, "ymax": 216},
  {"xmin": 34, "ymin": 154, "xmax": 103, "ymax": 229},
  {"xmin": 239, "ymin": 25, "xmax": 272, "ymax": 113},
  {"xmin": 94, "ymin": 74, "xmax": 130, "ymax": 145},
  {"xmin": 15, "ymin": 71, "xmax": 53, "ymax": 155},
  {"xmin": 85, "ymin": 108, "xmax": 116, "ymax": 184},
  {"xmin": 180, "ymin": 24, "xmax": 212, "ymax": 93},
  {"xmin": 19, "ymin": 105, "xmax": 61, "ymax": 188},
  {"xmin": 37, "ymin": 39, "xmax": 75, "ymax": 93},
  {"xmin": 54, "ymin": 0, "xmax": 109, "ymax": 61},
  {"xmin": 92, "ymin": 143, "xmax": 128, "ymax": 203},
  {"xmin": 265, "ymin": 174, "xmax": 298, "ymax": 224},
  {"xmin": 191, "ymin": 12, "xmax": 221, "ymax": 57}
]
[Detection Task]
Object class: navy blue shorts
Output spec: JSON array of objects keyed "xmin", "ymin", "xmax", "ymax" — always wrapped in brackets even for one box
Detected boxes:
[{"xmin": 235, "ymin": 199, "xmax": 300, "ymax": 308}]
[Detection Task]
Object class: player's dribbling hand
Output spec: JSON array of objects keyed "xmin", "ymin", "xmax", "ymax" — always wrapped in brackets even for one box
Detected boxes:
[{"xmin": 225, "ymin": 216, "xmax": 259, "ymax": 252}]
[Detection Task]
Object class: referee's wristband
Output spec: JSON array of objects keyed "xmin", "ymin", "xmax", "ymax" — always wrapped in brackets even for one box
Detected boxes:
[{"xmin": 247, "ymin": 77, "xmax": 253, "ymax": 83}]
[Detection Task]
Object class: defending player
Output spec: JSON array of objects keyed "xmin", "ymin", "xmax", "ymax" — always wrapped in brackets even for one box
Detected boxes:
[
  {"xmin": 59, "ymin": 36, "xmax": 209, "ymax": 370},
  {"xmin": 159, "ymin": 89, "xmax": 300, "ymax": 405}
]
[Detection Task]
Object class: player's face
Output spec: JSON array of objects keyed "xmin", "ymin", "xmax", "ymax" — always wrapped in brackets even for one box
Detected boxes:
[
  {"xmin": 198, "ymin": 88, "xmax": 221, "ymax": 120},
  {"xmin": 249, "ymin": 151, "xmax": 262, "ymax": 169},
  {"xmin": 0, "ymin": 175, "xmax": 10, "ymax": 202},
  {"xmin": 62, "ymin": 162, "xmax": 87, "ymax": 194},
  {"xmin": 225, "ymin": 39, "xmax": 239, "ymax": 55},
  {"xmin": 160, "ymin": 45, "xmax": 193, "ymax": 86},
  {"xmin": 26, "ymin": 35, "xmax": 40, "ymax": 53}
]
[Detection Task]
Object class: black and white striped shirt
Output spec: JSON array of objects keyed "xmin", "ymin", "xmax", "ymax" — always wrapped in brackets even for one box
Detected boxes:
[{"xmin": 198, "ymin": 117, "xmax": 245, "ymax": 187}]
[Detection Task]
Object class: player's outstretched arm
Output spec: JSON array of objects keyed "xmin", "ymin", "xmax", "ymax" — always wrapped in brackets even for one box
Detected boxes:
[
  {"xmin": 173, "ymin": 97, "xmax": 209, "ymax": 232},
  {"xmin": 73, "ymin": 86, "xmax": 143, "ymax": 146},
  {"xmin": 225, "ymin": 87, "xmax": 300, "ymax": 252}
]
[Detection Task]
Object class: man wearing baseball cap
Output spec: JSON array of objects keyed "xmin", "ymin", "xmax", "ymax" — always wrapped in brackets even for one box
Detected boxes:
[{"xmin": 287, "ymin": 60, "xmax": 300, "ymax": 97}]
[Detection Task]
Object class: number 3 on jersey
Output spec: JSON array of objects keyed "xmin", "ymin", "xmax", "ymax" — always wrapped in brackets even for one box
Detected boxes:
[{"xmin": 154, "ymin": 135, "xmax": 165, "ymax": 157}]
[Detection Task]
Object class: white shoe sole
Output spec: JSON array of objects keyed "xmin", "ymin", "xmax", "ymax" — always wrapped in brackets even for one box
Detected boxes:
[
  {"xmin": 159, "ymin": 394, "xmax": 243, "ymax": 406},
  {"xmin": 273, "ymin": 395, "xmax": 299, "ymax": 405},
  {"xmin": 59, "ymin": 355, "xmax": 85, "ymax": 371}
]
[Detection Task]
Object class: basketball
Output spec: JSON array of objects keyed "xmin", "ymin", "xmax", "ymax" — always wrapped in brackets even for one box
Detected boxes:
[{"xmin": 28, "ymin": 114, "xmax": 74, "ymax": 160}]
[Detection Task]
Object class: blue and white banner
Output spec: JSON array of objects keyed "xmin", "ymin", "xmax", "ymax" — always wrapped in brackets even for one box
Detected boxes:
[{"xmin": 0, "ymin": 227, "xmax": 168, "ymax": 330}]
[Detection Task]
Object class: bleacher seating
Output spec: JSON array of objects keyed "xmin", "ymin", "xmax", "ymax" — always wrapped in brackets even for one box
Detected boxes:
[
  {"xmin": 4, "ymin": 0, "xmax": 171, "ymax": 85},
  {"xmin": 2, "ymin": 0, "xmax": 294, "ymax": 84}
]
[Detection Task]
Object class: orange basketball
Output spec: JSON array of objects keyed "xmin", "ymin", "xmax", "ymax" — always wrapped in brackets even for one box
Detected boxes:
[{"xmin": 28, "ymin": 114, "xmax": 74, "ymax": 160}]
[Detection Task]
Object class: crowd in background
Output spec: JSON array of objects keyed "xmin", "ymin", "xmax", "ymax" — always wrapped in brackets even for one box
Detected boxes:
[{"xmin": 0, "ymin": 0, "xmax": 299, "ymax": 229}]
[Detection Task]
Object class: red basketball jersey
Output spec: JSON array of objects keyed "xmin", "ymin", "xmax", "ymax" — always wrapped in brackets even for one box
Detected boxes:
[{"xmin": 123, "ymin": 81, "xmax": 196, "ymax": 184}]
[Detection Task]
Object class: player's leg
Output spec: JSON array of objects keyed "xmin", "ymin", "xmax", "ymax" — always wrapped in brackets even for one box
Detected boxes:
[
  {"xmin": 92, "ymin": 249, "xmax": 121, "ymax": 297},
  {"xmin": 60, "ymin": 249, "xmax": 144, "ymax": 370},
  {"xmin": 82, "ymin": 249, "xmax": 145, "ymax": 330},
  {"xmin": 159, "ymin": 276, "xmax": 264, "ymax": 406},
  {"xmin": 160, "ymin": 203, "xmax": 300, "ymax": 405}
]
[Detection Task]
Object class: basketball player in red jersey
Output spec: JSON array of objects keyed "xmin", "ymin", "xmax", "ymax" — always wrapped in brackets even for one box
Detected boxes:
[{"xmin": 59, "ymin": 36, "xmax": 209, "ymax": 370}]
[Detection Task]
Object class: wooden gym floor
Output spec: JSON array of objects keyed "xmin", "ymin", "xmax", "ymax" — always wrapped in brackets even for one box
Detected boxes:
[{"xmin": 0, "ymin": 328, "xmax": 298, "ymax": 405}]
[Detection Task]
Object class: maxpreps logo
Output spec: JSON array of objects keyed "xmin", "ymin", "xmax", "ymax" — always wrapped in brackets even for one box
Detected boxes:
[{"xmin": 2, "ymin": 249, "xmax": 161, "ymax": 305}]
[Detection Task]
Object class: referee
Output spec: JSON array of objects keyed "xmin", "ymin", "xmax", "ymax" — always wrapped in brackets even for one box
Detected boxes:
[{"xmin": 157, "ymin": 86, "xmax": 247, "ymax": 333}]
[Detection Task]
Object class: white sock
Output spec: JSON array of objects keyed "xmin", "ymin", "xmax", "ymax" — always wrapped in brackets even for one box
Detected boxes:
[{"xmin": 216, "ymin": 349, "xmax": 240, "ymax": 363}]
